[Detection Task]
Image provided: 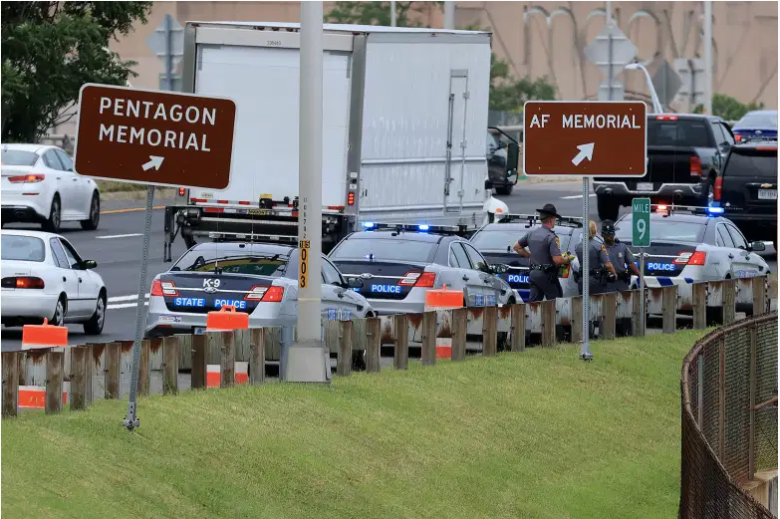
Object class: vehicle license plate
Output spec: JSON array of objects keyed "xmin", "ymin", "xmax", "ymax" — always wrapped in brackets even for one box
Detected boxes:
[
  {"xmin": 193, "ymin": 327, "xmax": 206, "ymax": 335},
  {"xmin": 758, "ymin": 189, "xmax": 777, "ymax": 200},
  {"xmin": 636, "ymin": 182, "xmax": 654, "ymax": 191}
]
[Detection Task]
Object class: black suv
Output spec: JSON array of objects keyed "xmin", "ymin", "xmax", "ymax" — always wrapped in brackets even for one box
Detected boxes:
[
  {"xmin": 487, "ymin": 127, "xmax": 520, "ymax": 196},
  {"xmin": 593, "ymin": 113, "xmax": 733, "ymax": 221},
  {"xmin": 715, "ymin": 138, "xmax": 778, "ymax": 248}
]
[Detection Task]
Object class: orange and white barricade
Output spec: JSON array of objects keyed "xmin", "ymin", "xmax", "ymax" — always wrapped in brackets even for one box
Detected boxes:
[
  {"xmin": 206, "ymin": 362, "xmax": 249, "ymax": 388},
  {"xmin": 424, "ymin": 285, "xmax": 463, "ymax": 360},
  {"xmin": 19, "ymin": 319, "xmax": 69, "ymax": 409},
  {"xmin": 206, "ymin": 305, "xmax": 249, "ymax": 331}
]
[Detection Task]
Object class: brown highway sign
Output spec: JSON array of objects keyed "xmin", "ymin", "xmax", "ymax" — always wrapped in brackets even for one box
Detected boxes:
[
  {"xmin": 73, "ymin": 84, "xmax": 236, "ymax": 189},
  {"xmin": 523, "ymin": 101, "xmax": 647, "ymax": 176}
]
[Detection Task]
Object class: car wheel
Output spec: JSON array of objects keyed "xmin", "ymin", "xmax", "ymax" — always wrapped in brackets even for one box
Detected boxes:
[
  {"xmin": 496, "ymin": 184, "xmax": 513, "ymax": 196},
  {"xmin": 80, "ymin": 192, "xmax": 100, "ymax": 231},
  {"xmin": 83, "ymin": 291, "xmax": 107, "ymax": 335},
  {"xmin": 43, "ymin": 195, "xmax": 61, "ymax": 233},
  {"xmin": 51, "ymin": 295, "xmax": 67, "ymax": 327},
  {"xmin": 597, "ymin": 195, "xmax": 619, "ymax": 222}
]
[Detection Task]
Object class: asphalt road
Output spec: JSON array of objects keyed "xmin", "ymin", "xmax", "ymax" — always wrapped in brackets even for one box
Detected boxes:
[{"xmin": 2, "ymin": 182, "xmax": 776, "ymax": 350}]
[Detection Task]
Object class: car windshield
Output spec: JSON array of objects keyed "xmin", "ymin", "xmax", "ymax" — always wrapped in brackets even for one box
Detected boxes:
[
  {"xmin": 725, "ymin": 150, "xmax": 778, "ymax": 177},
  {"xmin": 1, "ymin": 149, "xmax": 38, "ymax": 166},
  {"xmin": 647, "ymin": 119, "xmax": 711, "ymax": 147},
  {"xmin": 615, "ymin": 217, "xmax": 705, "ymax": 243},
  {"xmin": 171, "ymin": 247, "xmax": 288, "ymax": 276},
  {"xmin": 330, "ymin": 237, "xmax": 436, "ymax": 262},
  {"xmin": 735, "ymin": 112, "xmax": 778, "ymax": 130},
  {"xmin": 1, "ymin": 235, "xmax": 45, "ymax": 262}
]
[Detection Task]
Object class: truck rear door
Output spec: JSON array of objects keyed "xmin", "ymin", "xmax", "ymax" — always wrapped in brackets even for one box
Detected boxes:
[{"xmin": 642, "ymin": 116, "xmax": 713, "ymax": 189}]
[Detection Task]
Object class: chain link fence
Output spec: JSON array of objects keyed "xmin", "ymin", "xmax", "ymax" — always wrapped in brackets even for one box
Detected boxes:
[{"xmin": 680, "ymin": 313, "xmax": 778, "ymax": 518}]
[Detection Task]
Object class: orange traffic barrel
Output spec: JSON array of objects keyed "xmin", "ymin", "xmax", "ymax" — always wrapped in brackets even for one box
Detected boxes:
[
  {"xmin": 21, "ymin": 318, "xmax": 68, "ymax": 350},
  {"xmin": 206, "ymin": 305, "xmax": 249, "ymax": 331},
  {"xmin": 424, "ymin": 285, "xmax": 463, "ymax": 359}
]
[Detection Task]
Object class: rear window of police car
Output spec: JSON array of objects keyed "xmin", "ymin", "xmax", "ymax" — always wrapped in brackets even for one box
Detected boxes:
[
  {"xmin": 724, "ymin": 148, "xmax": 778, "ymax": 177},
  {"xmin": 1, "ymin": 235, "xmax": 45, "ymax": 262},
  {"xmin": 172, "ymin": 248, "xmax": 287, "ymax": 276},
  {"xmin": 471, "ymin": 229, "xmax": 573, "ymax": 251},
  {"xmin": 330, "ymin": 239, "xmax": 437, "ymax": 262}
]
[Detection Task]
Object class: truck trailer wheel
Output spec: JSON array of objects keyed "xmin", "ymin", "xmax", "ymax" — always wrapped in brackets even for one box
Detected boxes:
[{"xmin": 597, "ymin": 194, "xmax": 619, "ymax": 222}]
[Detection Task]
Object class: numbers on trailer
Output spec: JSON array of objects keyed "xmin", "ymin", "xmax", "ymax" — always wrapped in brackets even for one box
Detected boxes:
[{"xmin": 266, "ymin": 40, "xmax": 282, "ymax": 47}]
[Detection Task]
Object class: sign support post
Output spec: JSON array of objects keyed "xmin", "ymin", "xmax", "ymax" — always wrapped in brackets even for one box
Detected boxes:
[
  {"xmin": 581, "ymin": 176, "xmax": 592, "ymax": 360},
  {"xmin": 631, "ymin": 197, "xmax": 651, "ymax": 338},
  {"xmin": 285, "ymin": 1, "xmax": 329, "ymax": 383}
]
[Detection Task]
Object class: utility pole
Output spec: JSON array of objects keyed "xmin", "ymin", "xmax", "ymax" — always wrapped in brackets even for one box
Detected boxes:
[
  {"xmin": 444, "ymin": 1, "xmax": 455, "ymax": 30},
  {"xmin": 286, "ymin": 1, "xmax": 329, "ymax": 383},
  {"xmin": 390, "ymin": 0, "xmax": 397, "ymax": 27},
  {"xmin": 703, "ymin": 0, "xmax": 713, "ymax": 115}
]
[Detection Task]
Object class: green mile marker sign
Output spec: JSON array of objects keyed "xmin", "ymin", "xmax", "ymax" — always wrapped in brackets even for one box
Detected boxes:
[{"xmin": 632, "ymin": 198, "xmax": 651, "ymax": 247}]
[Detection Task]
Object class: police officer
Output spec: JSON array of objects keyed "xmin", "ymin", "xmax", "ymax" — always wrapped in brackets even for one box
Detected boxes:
[
  {"xmin": 574, "ymin": 220, "xmax": 617, "ymax": 296},
  {"xmin": 513, "ymin": 203, "xmax": 572, "ymax": 301},
  {"xmin": 602, "ymin": 219, "xmax": 641, "ymax": 293}
]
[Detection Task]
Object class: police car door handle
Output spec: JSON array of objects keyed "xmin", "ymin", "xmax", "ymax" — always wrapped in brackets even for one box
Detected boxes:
[
  {"xmin": 728, "ymin": 254, "xmax": 735, "ymax": 259},
  {"xmin": 462, "ymin": 275, "xmax": 470, "ymax": 281},
  {"xmin": 336, "ymin": 291, "xmax": 345, "ymax": 299}
]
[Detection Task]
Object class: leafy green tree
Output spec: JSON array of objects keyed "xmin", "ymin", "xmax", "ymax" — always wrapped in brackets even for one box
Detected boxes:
[
  {"xmin": 693, "ymin": 93, "xmax": 764, "ymax": 121},
  {"xmin": 325, "ymin": 2, "xmax": 433, "ymax": 27},
  {"xmin": 1, "ymin": 1, "xmax": 152, "ymax": 142}
]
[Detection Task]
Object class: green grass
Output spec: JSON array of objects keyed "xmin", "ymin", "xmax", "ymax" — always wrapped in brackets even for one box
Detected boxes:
[
  {"xmin": 2, "ymin": 331, "xmax": 706, "ymax": 519},
  {"xmin": 96, "ymin": 180, "xmax": 148, "ymax": 192}
]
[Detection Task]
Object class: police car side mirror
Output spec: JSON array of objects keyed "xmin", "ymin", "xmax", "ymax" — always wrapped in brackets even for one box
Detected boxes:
[
  {"xmin": 345, "ymin": 277, "xmax": 363, "ymax": 289},
  {"xmin": 749, "ymin": 241, "xmax": 766, "ymax": 252},
  {"xmin": 490, "ymin": 264, "xmax": 510, "ymax": 275}
]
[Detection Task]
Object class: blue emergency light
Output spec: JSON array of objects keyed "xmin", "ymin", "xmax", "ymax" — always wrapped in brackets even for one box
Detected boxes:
[
  {"xmin": 418, "ymin": 224, "xmax": 430, "ymax": 231},
  {"xmin": 706, "ymin": 206, "xmax": 724, "ymax": 215},
  {"xmin": 362, "ymin": 222, "xmax": 376, "ymax": 229}
]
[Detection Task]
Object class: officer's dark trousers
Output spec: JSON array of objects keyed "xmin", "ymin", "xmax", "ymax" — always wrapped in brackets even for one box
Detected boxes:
[
  {"xmin": 529, "ymin": 270, "xmax": 562, "ymax": 302},
  {"xmin": 577, "ymin": 276, "xmax": 607, "ymax": 296}
]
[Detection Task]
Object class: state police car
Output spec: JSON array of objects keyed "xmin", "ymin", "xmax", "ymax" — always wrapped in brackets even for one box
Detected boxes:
[
  {"xmin": 469, "ymin": 214, "xmax": 583, "ymax": 301},
  {"xmin": 615, "ymin": 205, "xmax": 770, "ymax": 290},
  {"xmin": 328, "ymin": 222, "xmax": 514, "ymax": 315},
  {"xmin": 144, "ymin": 242, "xmax": 375, "ymax": 338}
]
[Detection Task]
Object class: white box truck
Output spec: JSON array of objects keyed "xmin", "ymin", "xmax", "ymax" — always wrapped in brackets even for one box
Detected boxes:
[{"xmin": 163, "ymin": 22, "xmax": 518, "ymax": 260}]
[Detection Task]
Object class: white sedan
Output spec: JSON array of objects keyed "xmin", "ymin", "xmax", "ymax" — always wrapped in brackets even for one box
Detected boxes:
[
  {"xmin": 1, "ymin": 143, "xmax": 101, "ymax": 232},
  {"xmin": 1, "ymin": 230, "xmax": 107, "ymax": 334}
]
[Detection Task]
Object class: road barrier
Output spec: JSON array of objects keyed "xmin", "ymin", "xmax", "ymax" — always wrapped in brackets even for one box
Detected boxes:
[
  {"xmin": 680, "ymin": 312, "xmax": 778, "ymax": 518},
  {"xmin": 1, "ymin": 275, "xmax": 776, "ymax": 419}
]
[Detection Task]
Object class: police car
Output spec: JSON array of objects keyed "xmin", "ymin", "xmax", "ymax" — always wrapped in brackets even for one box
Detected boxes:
[
  {"xmin": 144, "ymin": 241, "xmax": 375, "ymax": 338},
  {"xmin": 469, "ymin": 214, "xmax": 583, "ymax": 301},
  {"xmin": 327, "ymin": 222, "xmax": 514, "ymax": 315},
  {"xmin": 615, "ymin": 205, "xmax": 770, "ymax": 290}
]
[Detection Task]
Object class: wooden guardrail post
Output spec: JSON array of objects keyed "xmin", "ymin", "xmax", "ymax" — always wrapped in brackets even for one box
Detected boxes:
[
  {"xmin": 220, "ymin": 331, "xmax": 235, "ymax": 389},
  {"xmin": 601, "ymin": 292, "xmax": 617, "ymax": 340},
  {"xmin": 482, "ymin": 306, "xmax": 498, "ymax": 357},
  {"xmin": 162, "ymin": 335, "xmax": 179, "ymax": 395},
  {"xmin": 451, "ymin": 308, "xmax": 467, "ymax": 360},
  {"xmin": 692, "ymin": 282, "xmax": 707, "ymax": 330},
  {"xmin": 249, "ymin": 329, "xmax": 265, "ymax": 384},
  {"xmin": 421, "ymin": 311, "xmax": 437, "ymax": 366},
  {"xmin": 394, "ymin": 314, "xmax": 409, "ymax": 369},
  {"xmin": 632, "ymin": 289, "xmax": 645, "ymax": 337},
  {"xmin": 70, "ymin": 346, "xmax": 89, "ymax": 411},
  {"xmin": 45, "ymin": 350, "xmax": 64, "ymax": 414},
  {"xmin": 366, "ymin": 317, "xmax": 381, "ymax": 373},
  {"xmin": 662, "ymin": 285, "xmax": 677, "ymax": 334},
  {"xmin": 752, "ymin": 276, "xmax": 767, "ymax": 316},
  {"xmin": 722, "ymin": 279, "xmax": 736, "ymax": 325},
  {"xmin": 540, "ymin": 300, "xmax": 556, "ymax": 347},
  {"xmin": 191, "ymin": 334, "xmax": 208, "ymax": 389},
  {"xmin": 105, "ymin": 343, "xmax": 121, "ymax": 399},
  {"xmin": 337, "ymin": 320, "xmax": 353, "ymax": 377},
  {"xmin": 510, "ymin": 303, "xmax": 526, "ymax": 352},
  {"xmin": 570, "ymin": 296, "xmax": 583, "ymax": 344},
  {"xmin": 2, "ymin": 352, "xmax": 20, "ymax": 418},
  {"xmin": 138, "ymin": 340, "xmax": 151, "ymax": 396}
]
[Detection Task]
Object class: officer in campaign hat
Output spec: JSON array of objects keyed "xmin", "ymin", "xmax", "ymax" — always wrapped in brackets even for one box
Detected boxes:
[
  {"xmin": 602, "ymin": 219, "xmax": 641, "ymax": 292},
  {"xmin": 574, "ymin": 220, "xmax": 617, "ymax": 296},
  {"xmin": 513, "ymin": 203, "xmax": 573, "ymax": 301}
]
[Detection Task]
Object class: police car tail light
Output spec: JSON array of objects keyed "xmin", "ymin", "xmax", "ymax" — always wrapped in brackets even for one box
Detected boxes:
[
  {"xmin": 399, "ymin": 271, "xmax": 436, "ymax": 287},
  {"xmin": 674, "ymin": 251, "xmax": 706, "ymax": 266},
  {"xmin": 262, "ymin": 286, "xmax": 284, "ymax": 302},
  {"xmin": 151, "ymin": 280, "xmax": 178, "ymax": 296},
  {"xmin": 245, "ymin": 285, "xmax": 267, "ymax": 300}
]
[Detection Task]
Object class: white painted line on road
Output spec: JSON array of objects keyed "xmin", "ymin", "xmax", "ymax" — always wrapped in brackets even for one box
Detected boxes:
[
  {"xmin": 96, "ymin": 233, "xmax": 144, "ymax": 240},
  {"xmin": 560, "ymin": 194, "xmax": 596, "ymax": 200},
  {"xmin": 108, "ymin": 294, "xmax": 150, "ymax": 303},
  {"xmin": 108, "ymin": 302, "xmax": 149, "ymax": 310}
]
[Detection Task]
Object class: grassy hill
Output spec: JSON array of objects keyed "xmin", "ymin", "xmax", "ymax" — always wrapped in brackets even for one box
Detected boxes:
[{"xmin": 2, "ymin": 330, "xmax": 705, "ymax": 519}]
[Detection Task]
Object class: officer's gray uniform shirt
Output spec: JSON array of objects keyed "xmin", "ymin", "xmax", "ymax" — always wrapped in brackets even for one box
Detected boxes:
[
  {"xmin": 519, "ymin": 227, "xmax": 561, "ymax": 266},
  {"xmin": 575, "ymin": 238, "xmax": 610, "ymax": 272},
  {"xmin": 606, "ymin": 241, "xmax": 635, "ymax": 274}
]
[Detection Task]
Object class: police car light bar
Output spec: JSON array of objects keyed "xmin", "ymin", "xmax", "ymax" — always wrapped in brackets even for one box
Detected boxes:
[
  {"xmin": 360, "ymin": 221, "xmax": 469, "ymax": 235},
  {"xmin": 650, "ymin": 204, "xmax": 724, "ymax": 217},
  {"xmin": 496, "ymin": 213, "xmax": 583, "ymax": 228}
]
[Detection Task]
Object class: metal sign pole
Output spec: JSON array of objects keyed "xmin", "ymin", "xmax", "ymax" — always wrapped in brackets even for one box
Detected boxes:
[
  {"xmin": 639, "ymin": 247, "xmax": 646, "ymax": 337},
  {"xmin": 123, "ymin": 14, "xmax": 174, "ymax": 431},
  {"xmin": 581, "ymin": 177, "xmax": 592, "ymax": 360}
]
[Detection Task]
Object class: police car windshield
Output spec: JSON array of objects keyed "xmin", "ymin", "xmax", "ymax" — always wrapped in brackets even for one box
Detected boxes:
[
  {"xmin": 330, "ymin": 238, "xmax": 436, "ymax": 262},
  {"xmin": 615, "ymin": 217, "xmax": 705, "ymax": 243},
  {"xmin": 171, "ymin": 248, "xmax": 287, "ymax": 276}
]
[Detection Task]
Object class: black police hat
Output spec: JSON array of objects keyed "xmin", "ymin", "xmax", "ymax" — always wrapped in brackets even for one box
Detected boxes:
[
  {"xmin": 601, "ymin": 220, "xmax": 616, "ymax": 234},
  {"xmin": 536, "ymin": 203, "xmax": 562, "ymax": 219}
]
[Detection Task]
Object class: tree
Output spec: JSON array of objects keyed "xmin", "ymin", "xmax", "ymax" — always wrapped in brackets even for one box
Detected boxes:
[
  {"xmin": 1, "ymin": 1, "xmax": 152, "ymax": 142},
  {"xmin": 325, "ymin": 2, "xmax": 433, "ymax": 27},
  {"xmin": 693, "ymin": 93, "xmax": 764, "ymax": 121}
]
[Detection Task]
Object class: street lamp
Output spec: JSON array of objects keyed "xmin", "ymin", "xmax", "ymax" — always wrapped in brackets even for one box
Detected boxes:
[{"xmin": 624, "ymin": 62, "xmax": 664, "ymax": 114}]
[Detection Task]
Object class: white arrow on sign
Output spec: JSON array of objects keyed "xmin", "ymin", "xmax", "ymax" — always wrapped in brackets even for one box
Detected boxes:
[
  {"xmin": 571, "ymin": 143, "xmax": 595, "ymax": 166},
  {"xmin": 142, "ymin": 156, "xmax": 164, "ymax": 171}
]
